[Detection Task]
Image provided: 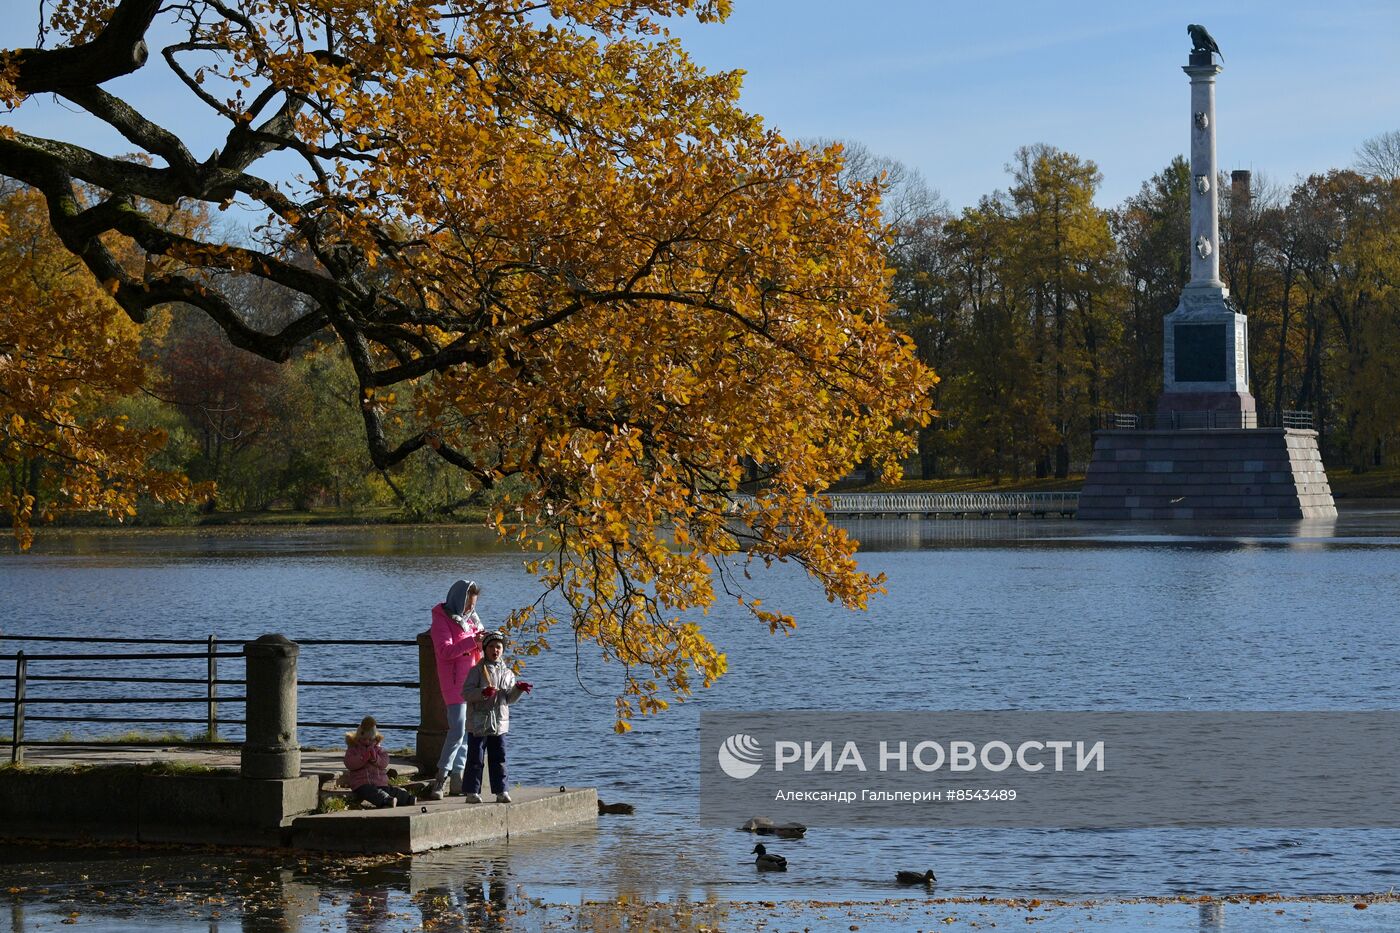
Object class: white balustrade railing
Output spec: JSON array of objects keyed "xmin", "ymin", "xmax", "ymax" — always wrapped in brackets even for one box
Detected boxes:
[{"xmin": 728, "ymin": 492, "xmax": 1079, "ymax": 515}]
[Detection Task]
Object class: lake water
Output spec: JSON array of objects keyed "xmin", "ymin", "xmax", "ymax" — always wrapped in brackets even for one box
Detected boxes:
[{"xmin": 4, "ymin": 512, "xmax": 1400, "ymax": 930}]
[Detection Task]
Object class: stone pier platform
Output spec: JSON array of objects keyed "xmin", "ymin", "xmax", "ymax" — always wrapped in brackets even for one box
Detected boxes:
[
  {"xmin": 1079, "ymin": 428, "xmax": 1336, "ymax": 520},
  {"xmin": 291, "ymin": 786, "xmax": 597, "ymax": 853},
  {"xmin": 2, "ymin": 746, "xmax": 597, "ymax": 852}
]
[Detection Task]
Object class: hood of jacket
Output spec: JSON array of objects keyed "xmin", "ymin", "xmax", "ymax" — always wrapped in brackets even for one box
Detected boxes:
[{"xmin": 444, "ymin": 579, "xmax": 471, "ymax": 617}]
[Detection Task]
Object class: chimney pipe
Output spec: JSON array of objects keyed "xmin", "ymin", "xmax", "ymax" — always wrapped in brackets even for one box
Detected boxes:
[{"xmin": 1231, "ymin": 170, "xmax": 1252, "ymax": 220}]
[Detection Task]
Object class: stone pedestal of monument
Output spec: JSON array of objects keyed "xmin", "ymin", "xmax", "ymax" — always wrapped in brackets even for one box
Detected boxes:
[
  {"xmin": 1080, "ymin": 428, "xmax": 1335, "ymax": 520},
  {"xmin": 1160, "ymin": 283, "xmax": 1255, "ymax": 421},
  {"xmin": 1079, "ymin": 42, "xmax": 1335, "ymax": 521}
]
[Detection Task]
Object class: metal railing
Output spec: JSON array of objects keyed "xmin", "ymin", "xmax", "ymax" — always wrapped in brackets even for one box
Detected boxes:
[
  {"xmin": 290, "ymin": 637, "xmax": 419, "ymax": 732},
  {"xmin": 2, "ymin": 634, "xmax": 419, "ymax": 764},
  {"xmin": 730, "ymin": 492, "xmax": 1079, "ymax": 516},
  {"xmin": 1094, "ymin": 410, "xmax": 1315, "ymax": 431}
]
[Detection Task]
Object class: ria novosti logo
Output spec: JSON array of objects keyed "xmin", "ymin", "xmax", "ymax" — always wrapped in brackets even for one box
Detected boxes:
[
  {"xmin": 717, "ymin": 733, "xmax": 763, "ymax": 779},
  {"xmin": 715, "ymin": 734, "xmax": 1106, "ymax": 780}
]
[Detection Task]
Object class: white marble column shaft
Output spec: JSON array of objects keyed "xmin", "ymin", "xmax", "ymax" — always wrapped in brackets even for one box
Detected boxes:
[{"xmin": 1184, "ymin": 61, "xmax": 1223, "ymax": 287}]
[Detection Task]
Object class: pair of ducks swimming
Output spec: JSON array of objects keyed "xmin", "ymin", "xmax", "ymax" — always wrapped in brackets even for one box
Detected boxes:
[{"xmin": 750, "ymin": 844, "xmax": 936, "ymax": 886}]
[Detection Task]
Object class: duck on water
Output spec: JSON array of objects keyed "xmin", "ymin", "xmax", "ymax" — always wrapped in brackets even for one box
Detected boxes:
[
  {"xmin": 751, "ymin": 844, "xmax": 787, "ymax": 871},
  {"xmin": 896, "ymin": 869, "xmax": 937, "ymax": 886}
]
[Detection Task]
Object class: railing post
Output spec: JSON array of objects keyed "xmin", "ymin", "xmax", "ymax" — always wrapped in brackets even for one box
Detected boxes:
[
  {"xmin": 241, "ymin": 634, "xmax": 299, "ymax": 780},
  {"xmin": 11, "ymin": 651, "xmax": 24, "ymax": 765},
  {"xmin": 207, "ymin": 635, "xmax": 218, "ymax": 742},
  {"xmin": 416, "ymin": 629, "xmax": 446, "ymax": 773}
]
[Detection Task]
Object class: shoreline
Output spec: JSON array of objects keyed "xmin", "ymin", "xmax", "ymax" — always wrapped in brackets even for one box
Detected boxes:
[
  {"xmin": 23, "ymin": 519, "xmax": 487, "ymax": 537},
  {"xmin": 16, "ymin": 496, "xmax": 1400, "ymax": 544}
]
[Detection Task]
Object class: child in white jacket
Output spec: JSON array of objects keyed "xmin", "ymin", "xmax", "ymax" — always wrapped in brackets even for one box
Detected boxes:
[{"xmin": 459, "ymin": 630, "xmax": 533, "ymax": 803}]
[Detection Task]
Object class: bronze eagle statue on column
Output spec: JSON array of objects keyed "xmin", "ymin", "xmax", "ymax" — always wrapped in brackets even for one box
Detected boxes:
[{"xmin": 1187, "ymin": 24, "xmax": 1223, "ymax": 60}]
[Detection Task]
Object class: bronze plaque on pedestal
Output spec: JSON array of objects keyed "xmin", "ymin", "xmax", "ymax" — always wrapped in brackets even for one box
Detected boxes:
[{"xmin": 1174, "ymin": 323, "xmax": 1227, "ymax": 382}]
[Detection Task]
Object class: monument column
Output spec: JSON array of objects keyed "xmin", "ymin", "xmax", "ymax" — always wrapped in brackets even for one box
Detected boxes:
[
  {"xmin": 1186, "ymin": 55, "xmax": 1223, "ymax": 287},
  {"xmin": 1158, "ymin": 47, "xmax": 1256, "ymax": 424},
  {"xmin": 1077, "ymin": 26, "xmax": 1335, "ymax": 521}
]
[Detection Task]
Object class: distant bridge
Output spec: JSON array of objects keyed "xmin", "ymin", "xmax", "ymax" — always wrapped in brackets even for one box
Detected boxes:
[{"xmin": 730, "ymin": 492, "xmax": 1079, "ymax": 518}]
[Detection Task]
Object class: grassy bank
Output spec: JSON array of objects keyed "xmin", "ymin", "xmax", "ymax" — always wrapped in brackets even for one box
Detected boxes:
[
  {"xmin": 182, "ymin": 505, "xmax": 487, "ymax": 526},
  {"xmin": 0, "ymin": 761, "xmax": 224, "ymax": 776},
  {"xmin": 852, "ymin": 475, "xmax": 1086, "ymax": 493},
  {"xmin": 1325, "ymin": 464, "xmax": 1400, "ymax": 499},
  {"xmin": 24, "ymin": 730, "xmax": 227, "ymax": 745},
  {"xmin": 34, "ymin": 466, "xmax": 1400, "ymax": 538},
  {"xmin": 48, "ymin": 504, "xmax": 489, "ymax": 532}
]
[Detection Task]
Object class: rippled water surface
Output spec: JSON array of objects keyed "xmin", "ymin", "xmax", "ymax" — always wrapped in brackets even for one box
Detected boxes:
[{"xmin": 4, "ymin": 511, "xmax": 1400, "ymax": 928}]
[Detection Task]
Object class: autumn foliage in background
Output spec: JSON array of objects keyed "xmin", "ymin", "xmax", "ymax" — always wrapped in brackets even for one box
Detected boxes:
[
  {"xmin": 0, "ymin": 183, "xmax": 201, "ymax": 548},
  {"xmin": 878, "ymin": 141, "xmax": 1400, "ymax": 480}
]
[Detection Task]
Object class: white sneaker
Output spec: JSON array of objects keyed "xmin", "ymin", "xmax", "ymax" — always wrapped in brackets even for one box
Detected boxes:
[
  {"xmin": 448, "ymin": 772, "xmax": 464, "ymax": 796},
  {"xmin": 424, "ymin": 776, "xmax": 446, "ymax": 801},
  {"xmin": 463, "ymin": 792, "xmax": 482, "ymax": 804},
  {"xmin": 496, "ymin": 792, "xmax": 512, "ymax": 804}
]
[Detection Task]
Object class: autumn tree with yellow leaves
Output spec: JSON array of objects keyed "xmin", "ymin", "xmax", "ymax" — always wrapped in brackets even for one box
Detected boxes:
[
  {"xmin": 0, "ymin": 1, "xmax": 934, "ymax": 725},
  {"xmin": 0, "ymin": 182, "xmax": 202, "ymax": 548}
]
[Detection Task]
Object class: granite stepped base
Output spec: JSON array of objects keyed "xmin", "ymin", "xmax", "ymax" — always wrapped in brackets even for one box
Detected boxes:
[{"xmin": 1079, "ymin": 428, "xmax": 1335, "ymax": 520}]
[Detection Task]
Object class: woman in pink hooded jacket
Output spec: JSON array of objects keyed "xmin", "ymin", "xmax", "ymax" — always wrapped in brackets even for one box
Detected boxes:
[{"xmin": 425, "ymin": 578, "xmax": 484, "ymax": 799}]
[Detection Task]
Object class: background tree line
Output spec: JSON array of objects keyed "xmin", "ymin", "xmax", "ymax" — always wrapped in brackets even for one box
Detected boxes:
[
  {"xmin": 877, "ymin": 129, "xmax": 1400, "ymax": 480},
  {"xmin": 5, "ymin": 130, "xmax": 1398, "ymax": 528},
  {"xmin": 0, "ymin": 177, "xmax": 494, "ymax": 523}
]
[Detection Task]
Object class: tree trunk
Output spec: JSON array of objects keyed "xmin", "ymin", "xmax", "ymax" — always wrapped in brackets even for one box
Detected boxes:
[{"xmin": 1272, "ymin": 264, "xmax": 1294, "ymax": 413}]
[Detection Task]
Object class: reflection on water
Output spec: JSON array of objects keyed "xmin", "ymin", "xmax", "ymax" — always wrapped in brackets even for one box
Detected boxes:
[
  {"xmin": 4, "ymin": 511, "xmax": 1400, "ymax": 915},
  {"xmin": 3, "ymin": 844, "xmax": 1399, "ymax": 933},
  {"xmin": 0, "ymin": 843, "xmax": 747, "ymax": 933},
  {"xmin": 842, "ymin": 514, "xmax": 1352, "ymax": 549}
]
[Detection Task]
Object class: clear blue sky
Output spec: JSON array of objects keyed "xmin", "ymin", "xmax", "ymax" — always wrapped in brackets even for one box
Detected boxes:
[
  {"xmin": 3, "ymin": 1, "xmax": 1396, "ymax": 211},
  {"xmin": 665, "ymin": 0, "xmax": 1400, "ymax": 209}
]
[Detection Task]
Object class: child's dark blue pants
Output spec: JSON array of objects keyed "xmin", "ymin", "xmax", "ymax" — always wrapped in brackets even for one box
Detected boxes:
[{"xmin": 464, "ymin": 733, "xmax": 508, "ymax": 794}]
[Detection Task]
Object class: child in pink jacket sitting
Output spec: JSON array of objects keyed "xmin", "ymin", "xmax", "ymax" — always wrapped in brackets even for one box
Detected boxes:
[{"xmin": 344, "ymin": 717, "xmax": 414, "ymax": 809}]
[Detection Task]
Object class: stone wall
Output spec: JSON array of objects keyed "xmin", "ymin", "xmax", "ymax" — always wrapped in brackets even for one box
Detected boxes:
[
  {"xmin": 0, "ymin": 768, "xmax": 320, "ymax": 847},
  {"xmin": 1079, "ymin": 428, "xmax": 1336, "ymax": 520},
  {"xmin": 290, "ymin": 786, "xmax": 599, "ymax": 854}
]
